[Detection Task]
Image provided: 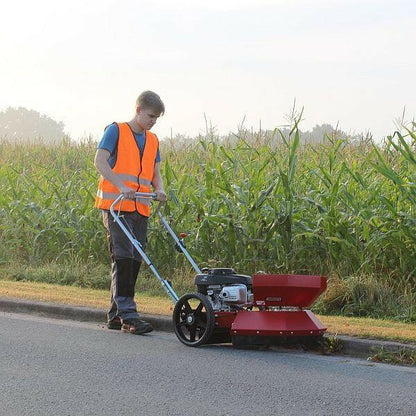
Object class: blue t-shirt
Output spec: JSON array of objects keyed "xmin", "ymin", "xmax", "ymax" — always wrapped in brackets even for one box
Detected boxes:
[{"xmin": 97, "ymin": 122, "xmax": 161, "ymax": 168}]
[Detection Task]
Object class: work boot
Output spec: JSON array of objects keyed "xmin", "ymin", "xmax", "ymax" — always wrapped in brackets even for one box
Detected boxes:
[
  {"xmin": 121, "ymin": 318, "xmax": 153, "ymax": 335},
  {"xmin": 107, "ymin": 316, "xmax": 122, "ymax": 330}
]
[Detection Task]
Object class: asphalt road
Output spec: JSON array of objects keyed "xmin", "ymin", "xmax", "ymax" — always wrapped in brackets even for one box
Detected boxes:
[{"xmin": 1, "ymin": 312, "xmax": 415, "ymax": 416}]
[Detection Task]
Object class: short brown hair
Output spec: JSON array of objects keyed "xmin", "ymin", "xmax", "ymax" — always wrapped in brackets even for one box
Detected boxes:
[{"xmin": 136, "ymin": 91, "xmax": 165, "ymax": 115}]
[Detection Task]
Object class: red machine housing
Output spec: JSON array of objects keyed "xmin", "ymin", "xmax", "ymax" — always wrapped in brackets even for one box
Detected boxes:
[{"xmin": 220, "ymin": 274, "xmax": 327, "ymax": 341}]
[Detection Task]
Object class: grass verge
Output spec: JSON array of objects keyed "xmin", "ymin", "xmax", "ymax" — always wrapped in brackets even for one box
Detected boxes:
[
  {"xmin": 0, "ymin": 280, "xmax": 173, "ymax": 316},
  {"xmin": 368, "ymin": 346, "xmax": 416, "ymax": 366},
  {"xmin": 1, "ymin": 280, "xmax": 415, "ymax": 344},
  {"xmin": 319, "ymin": 315, "xmax": 416, "ymax": 344}
]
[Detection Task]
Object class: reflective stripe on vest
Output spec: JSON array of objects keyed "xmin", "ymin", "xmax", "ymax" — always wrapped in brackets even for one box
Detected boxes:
[
  {"xmin": 94, "ymin": 122, "xmax": 159, "ymax": 216},
  {"xmin": 95, "ymin": 189, "xmax": 151, "ymax": 206}
]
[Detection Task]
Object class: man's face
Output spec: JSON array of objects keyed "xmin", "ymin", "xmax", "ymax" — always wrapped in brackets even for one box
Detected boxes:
[{"xmin": 137, "ymin": 107, "xmax": 161, "ymax": 130}]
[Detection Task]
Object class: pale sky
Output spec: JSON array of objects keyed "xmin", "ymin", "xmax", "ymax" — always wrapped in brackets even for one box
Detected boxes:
[{"xmin": 1, "ymin": 0, "xmax": 414, "ymax": 141}]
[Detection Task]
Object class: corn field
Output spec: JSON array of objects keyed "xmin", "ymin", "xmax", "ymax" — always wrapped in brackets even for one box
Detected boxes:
[{"xmin": 1, "ymin": 125, "xmax": 415, "ymax": 320}]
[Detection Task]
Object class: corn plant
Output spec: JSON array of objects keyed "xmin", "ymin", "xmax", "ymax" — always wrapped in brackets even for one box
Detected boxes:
[{"xmin": 1, "ymin": 124, "xmax": 415, "ymax": 321}]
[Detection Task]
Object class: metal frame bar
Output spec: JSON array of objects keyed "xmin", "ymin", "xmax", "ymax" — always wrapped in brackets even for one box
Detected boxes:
[
  {"xmin": 109, "ymin": 192, "xmax": 202, "ymax": 304},
  {"xmin": 109, "ymin": 193, "xmax": 178, "ymax": 303}
]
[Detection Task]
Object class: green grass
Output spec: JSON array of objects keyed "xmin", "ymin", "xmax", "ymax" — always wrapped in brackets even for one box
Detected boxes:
[
  {"xmin": 368, "ymin": 346, "xmax": 416, "ymax": 366},
  {"xmin": 1, "ymin": 123, "xmax": 416, "ymax": 322}
]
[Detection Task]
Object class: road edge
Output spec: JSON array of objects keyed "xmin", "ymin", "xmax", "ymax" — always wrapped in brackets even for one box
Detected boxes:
[{"xmin": 1, "ymin": 296, "xmax": 415, "ymax": 360}]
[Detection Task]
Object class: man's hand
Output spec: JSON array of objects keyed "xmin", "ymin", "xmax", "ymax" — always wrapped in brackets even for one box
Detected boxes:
[
  {"xmin": 119, "ymin": 185, "xmax": 136, "ymax": 200},
  {"xmin": 154, "ymin": 189, "xmax": 167, "ymax": 202}
]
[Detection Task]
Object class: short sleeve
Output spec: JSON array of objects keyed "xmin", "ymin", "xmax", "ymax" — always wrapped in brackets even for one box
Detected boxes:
[{"xmin": 97, "ymin": 123, "xmax": 119, "ymax": 155}]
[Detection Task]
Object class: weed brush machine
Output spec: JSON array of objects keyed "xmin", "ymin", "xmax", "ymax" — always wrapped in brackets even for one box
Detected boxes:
[{"xmin": 111, "ymin": 193, "xmax": 327, "ymax": 347}]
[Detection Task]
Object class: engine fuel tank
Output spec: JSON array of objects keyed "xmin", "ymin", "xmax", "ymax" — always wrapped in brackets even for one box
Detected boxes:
[{"xmin": 194, "ymin": 268, "xmax": 252, "ymax": 287}]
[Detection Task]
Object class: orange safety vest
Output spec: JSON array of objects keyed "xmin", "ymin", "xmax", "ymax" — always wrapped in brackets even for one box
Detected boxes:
[{"xmin": 94, "ymin": 122, "xmax": 159, "ymax": 217}]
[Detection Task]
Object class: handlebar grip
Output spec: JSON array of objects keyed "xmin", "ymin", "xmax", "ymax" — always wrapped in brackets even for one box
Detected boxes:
[{"xmin": 134, "ymin": 192, "xmax": 157, "ymax": 199}]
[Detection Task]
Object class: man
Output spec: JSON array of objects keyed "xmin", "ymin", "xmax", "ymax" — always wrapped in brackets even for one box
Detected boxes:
[{"xmin": 94, "ymin": 90, "xmax": 167, "ymax": 335}]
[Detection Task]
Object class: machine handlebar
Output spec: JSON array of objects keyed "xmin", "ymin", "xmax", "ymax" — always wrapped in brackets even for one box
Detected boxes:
[
  {"xmin": 110, "ymin": 192, "xmax": 165, "ymax": 215},
  {"xmin": 134, "ymin": 191, "xmax": 157, "ymax": 199}
]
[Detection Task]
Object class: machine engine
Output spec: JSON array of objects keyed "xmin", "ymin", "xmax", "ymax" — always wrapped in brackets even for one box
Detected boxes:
[{"xmin": 194, "ymin": 268, "xmax": 253, "ymax": 311}]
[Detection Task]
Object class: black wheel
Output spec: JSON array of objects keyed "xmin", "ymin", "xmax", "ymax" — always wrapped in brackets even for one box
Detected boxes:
[{"xmin": 173, "ymin": 293, "xmax": 215, "ymax": 347}]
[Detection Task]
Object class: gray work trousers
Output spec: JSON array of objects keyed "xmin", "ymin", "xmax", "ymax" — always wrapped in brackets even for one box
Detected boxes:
[{"xmin": 102, "ymin": 210, "xmax": 148, "ymax": 321}]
